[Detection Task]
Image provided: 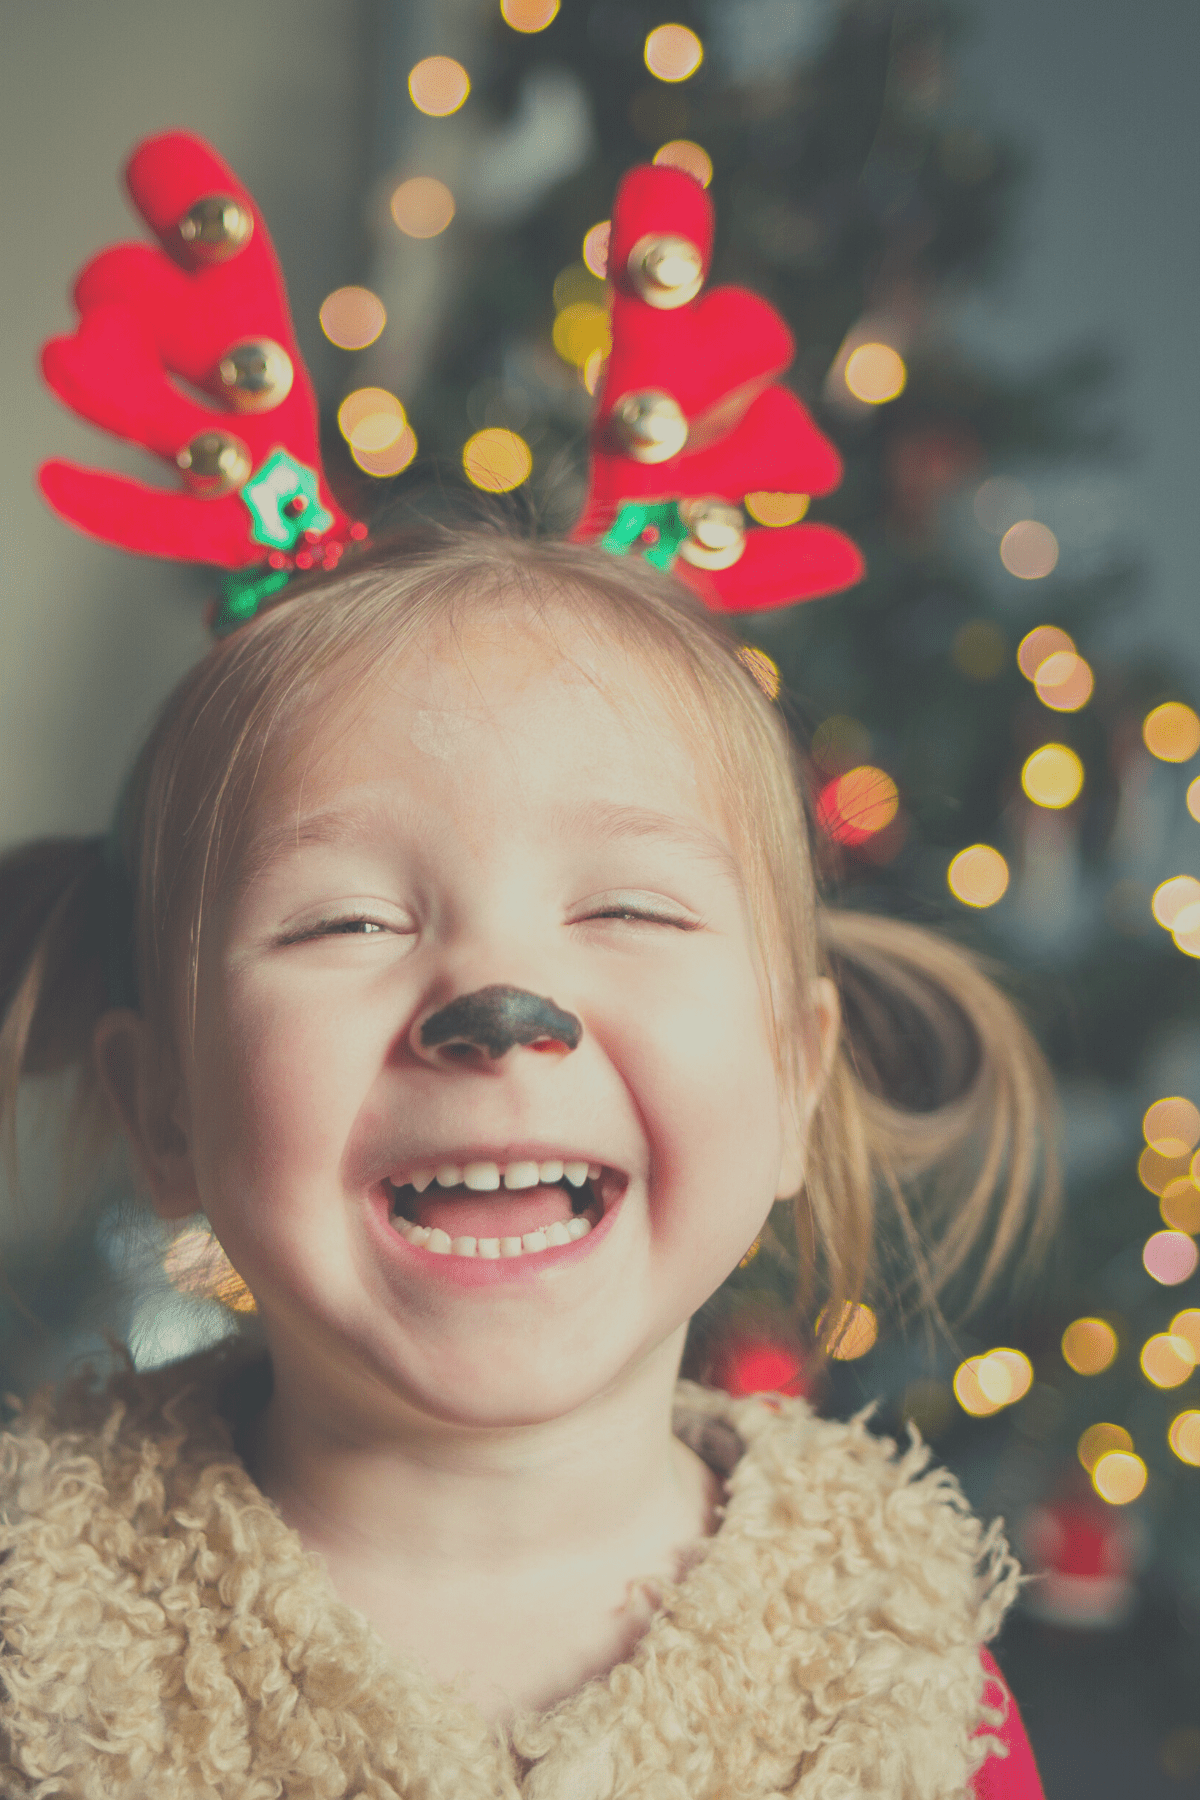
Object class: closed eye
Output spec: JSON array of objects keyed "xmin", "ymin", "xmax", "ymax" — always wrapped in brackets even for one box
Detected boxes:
[
  {"xmin": 584, "ymin": 906, "xmax": 698, "ymax": 928},
  {"xmin": 281, "ymin": 914, "xmax": 393, "ymax": 944}
]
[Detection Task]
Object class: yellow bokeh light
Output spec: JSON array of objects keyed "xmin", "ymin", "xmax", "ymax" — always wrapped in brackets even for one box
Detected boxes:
[
  {"xmin": 736, "ymin": 646, "xmax": 781, "ymax": 701},
  {"xmin": 1144, "ymin": 1096, "xmax": 1200, "ymax": 1156},
  {"xmin": 1017, "ymin": 624, "xmax": 1074, "ymax": 680},
  {"xmin": 581, "ymin": 349, "xmax": 607, "ymax": 395},
  {"xmin": 1168, "ymin": 1409, "xmax": 1200, "ymax": 1465},
  {"xmin": 1143, "ymin": 701, "xmax": 1200, "ymax": 763},
  {"xmin": 1021, "ymin": 743, "xmax": 1084, "ymax": 809},
  {"xmin": 337, "ymin": 387, "xmax": 406, "ymax": 451},
  {"xmin": 581, "ymin": 220, "xmax": 610, "ymax": 279},
  {"xmin": 1151, "ymin": 875, "xmax": 1200, "ymax": 928},
  {"xmin": 948, "ymin": 844, "xmax": 1010, "ymax": 908},
  {"xmin": 462, "ymin": 428, "xmax": 533, "ymax": 493},
  {"xmin": 390, "ymin": 176, "xmax": 456, "ymax": 238},
  {"xmin": 1173, "ymin": 904, "xmax": 1200, "ymax": 959},
  {"xmin": 1140, "ymin": 1332, "xmax": 1197, "ymax": 1387},
  {"xmin": 1034, "ymin": 651, "xmax": 1094, "ymax": 712},
  {"xmin": 954, "ymin": 1358, "xmax": 1000, "ymax": 1417},
  {"xmin": 644, "ymin": 23, "xmax": 704, "ymax": 82},
  {"xmin": 1171, "ymin": 1310, "xmax": 1200, "ymax": 1359},
  {"xmin": 1061, "ymin": 1317, "xmax": 1118, "ymax": 1376},
  {"xmin": 1161, "ymin": 1178, "xmax": 1200, "ymax": 1233},
  {"xmin": 1092, "ymin": 1449, "xmax": 1147, "ymax": 1505},
  {"xmin": 1143, "ymin": 1231, "xmax": 1200, "ymax": 1287},
  {"xmin": 552, "ymin": 301, "xmax": 612, "ymax": 367},
  {"xmin": 823, "ymin": 1302, "xmax": 878, "ymax": 1360},
  {"xmin": 954, "ymin": 1350, "xmax": 1032, "ymax": 1415},
  {"xmin": 844, "ymin": 342, "xmax": 907, "ymax": 404},
  {"xmin": 652, "ymin": 138, "xmax": 713, "ymax": 186},
  {"xmin": 825, "ymin": 766, "xmax": 900, "ymax": 839},
  {"xmin": 952, "ymin": 620, "xmax": 1007, "ymax": 681},
  {"xmin": 408, "ymin": 56, "xmax": 470, "ymax": 116},
  {"xmin": 1000, "ymin": 520, "xmax": 1059, "ymax": 579},
  {"xmin": 1077, "ymin": 1421, "xmax": 1132, "ymax": 1471},
  {"xmin": 1188, "ymin": 777, "xmax": 1200, "ymax": 822},
  {"xmin": 319, "ymin": 286, "xmax": 387, "ymax": 351},
  {"xmin": 351, "ymin": 426, "xmax": 417, "ymax": 478},
  {"xmin": 500, "ymin": 0, "xmax": 560, "ymax": 29},
  {"xmin": 1138, "ymin": 1144, "xmax": 1193, "ymax": 1195},
  {"xmin": 744, "ymin": 492, "xmax": 809, "ymax": 527}
]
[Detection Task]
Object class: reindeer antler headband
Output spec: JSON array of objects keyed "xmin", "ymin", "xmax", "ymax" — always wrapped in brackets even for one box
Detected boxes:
[{"xmin": 39, "ymin": 132, "xmax": 863, "ymax": 628}]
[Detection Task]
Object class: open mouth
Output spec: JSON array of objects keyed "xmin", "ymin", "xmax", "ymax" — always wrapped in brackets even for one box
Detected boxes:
[{"xmin": 386, "ymin": 1157, "xmax": 621, "ymax": 1260}]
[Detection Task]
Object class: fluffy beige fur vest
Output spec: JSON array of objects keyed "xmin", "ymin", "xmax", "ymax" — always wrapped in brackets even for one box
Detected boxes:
[{"xmin": 0, "ymin": 1338, "xmax": 1017, "ymax": 1799}]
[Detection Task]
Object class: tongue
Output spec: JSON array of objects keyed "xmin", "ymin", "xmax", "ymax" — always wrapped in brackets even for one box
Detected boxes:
[{"xmin": 413, "ymin": 1184, "xmax": 579, "ymax": 1239}]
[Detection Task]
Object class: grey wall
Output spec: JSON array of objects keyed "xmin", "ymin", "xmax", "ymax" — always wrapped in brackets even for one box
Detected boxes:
[{"xmin": 0, "ymin": 0, "xmax": 368, "ymax": 846}]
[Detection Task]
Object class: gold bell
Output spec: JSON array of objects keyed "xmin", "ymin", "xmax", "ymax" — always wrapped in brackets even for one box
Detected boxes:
[
  {"xmin": 176, "ymin": 429, "xmax": 253, "ymax": 498},
  {"xmin": 177, "ymin": 194, "xmax": 254, "ymax": 263},
  {"xmin": 626, "ymin": 233, "xmax": 705, "ymax": 309},
  {"xmin": 678, "ymin": 497, "xmax": 746, "ymax": 570},
  {"xmin": 216, "ymin": 338, "xmax": 295, "ymax": 413},
  {"xmin": 610, "ymin": 390, "xmax": 689, "ymax": 464}
]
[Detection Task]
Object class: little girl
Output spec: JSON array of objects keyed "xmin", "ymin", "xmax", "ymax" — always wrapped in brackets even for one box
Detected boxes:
[{"xmin": 0, "ymin": 138, "xmax": 1053, "ymax": 1800}]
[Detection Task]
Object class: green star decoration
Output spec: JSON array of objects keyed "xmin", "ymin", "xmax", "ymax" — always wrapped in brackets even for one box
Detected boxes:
[
  {"xmin": 599, "ymin": 499, "xmax": 689, "ymax": 571},
  {"xmin": 240, "ymin": 448, "xmax": 333, "ymax": 551}
]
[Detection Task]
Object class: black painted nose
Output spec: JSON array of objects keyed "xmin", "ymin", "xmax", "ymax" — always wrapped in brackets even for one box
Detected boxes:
[{"xmin": 417, "ymin": 985, "xmax": 582, "ymax": 1067}]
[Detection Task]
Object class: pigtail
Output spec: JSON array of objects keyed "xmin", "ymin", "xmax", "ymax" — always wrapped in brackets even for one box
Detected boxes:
[
  {"xmin": 0, "ymin": 837, "xmax": 114, "ymax": 1198},
  {"xmin": 805, "ymin": 909, "xmax": 1061, "ymax": 1342}
]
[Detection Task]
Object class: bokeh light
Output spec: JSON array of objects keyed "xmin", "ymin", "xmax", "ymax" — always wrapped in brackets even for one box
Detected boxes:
[
  {"xmin": 337, "ymin": 387, "xmax": 407, "ymax": 451},
  {"xmin": 822, "ymin": 1302, "xmax": 878, "ymax": 1360},
  {"xmin": 1171, "ymin": 902, "xmax": 1200, "ymax": 959},
  {"xmin": 1161, "ymin": 1179, "xmax": 1200, "ymax": 1233},
  {"xmin": 644, "ymin": 24, "xmax": 704, "ymax": 81},
  {"xmin": 1171, "ymin": 1310, "xmax": 1200, "ymax": 1359},
  {"xmin": 408, "ymin": 56, "xmax": 470, "ymax": 115},
  {"xmin": 947, "ymin": 844, "xmax": 1009, "ymax": 908},
  {"xmin": 1021, "ymin": 744, "xmax": 1084, "ymax": 809},
  {"xmin": 390, "ymin": 176, "xmax": 456, "ymax": 238},
  {"xmin": 462, "ymin": 428, "xmax": 533, "ymax": 492},
  {"xmin": 351, "ymin": 428, "xmax": 417, "ymax": 478},
  {"xmin": 744, "ymin": 492, "xmax": 809, "ymax": 526},
  {"xmin": 952, "ymin": 620, "xmax": 1007, "ymax": 680},
  {"xmin": 652, "ymin": 138, "xmax": 713, "ymax": 186},
  {"xmin": 1017, "ymin": 624, "xmax": 1074, "ymax": 680},
  {"xmin": 319, "ymin": 286, "xmax": 387, "ymax": 350},
  {"xmin": 1144, "ymin": 1231, "xmax": 1200, "ymax": 1286},
  {"xmin": 817, "ymin": 766, "xmax": 899, "ymax": 845},
  {"xmin": 974, "ymin": 476, "xmax": 1032, "ymax": 535},
  {"xmin": 1144, "ymin": 1096, "xmax": 1200, "ymax": 1156},
  {"xmin": 736, "ymin": 646, "xmax": 781, "ymax": 700},
  {"xmin": 1188, "ymin": 777, "xmax": 1200, "ymax": 822},
  {"xmin": 1151, "ymin": 875, "xmax": 1200, "ymax": 929},
  {"xmin": 1140, "ymin": 1330, "xmax": 1197, "ymax": 1386},
  {"xmin": 1000, "ymin": 520, "xmax": 1059, "ymax": 579},
  {"xmin": 954, "ymin": 1350, "xmax": 1033, "ymax": 1416},
  {"xmin": 1061, "ymin": 1317, "xmax": 1118, "ymax": 1375},
  {"xmin": 581, "ymin": 219, "xmax": 610, "ymax": 278},
  {"xmin": 1034, "ymin": 650, "xmax": 1093, "ymax": 712},
  {"xmin": 1092, "ymin": 1450, "xmax": 1147, "ymax": 1505},
  {"xmin": 1168, "ymin": 1410, "xmax": 1200, "ymax": 1465},
  {"xmin": 1077, "ymin": 1422, "xmax": 1132, "ymax": 1471},
  {"xmin": 1138, "ymin": 1144, "xmax": 1193, "ymax": 1195},
  {"xmin": 501, "ymin": 0, "xmax": 559, "ymax": 28},
  {"xmin": 844, "ymin": 342, "xmax": 906, "ymax": 403},
  {"xmin": 1143, "ymin": 701, "xmax": 1200, "ymax": 763},
  {"xmin": 552, "ymin": 301, "xmax": 612, "ymax": 367}
]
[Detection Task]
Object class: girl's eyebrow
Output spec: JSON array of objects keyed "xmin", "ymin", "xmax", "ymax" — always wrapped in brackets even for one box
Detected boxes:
[{"xmin": 236, "ymin": 796, "xmax": 743, "ymax": 892}]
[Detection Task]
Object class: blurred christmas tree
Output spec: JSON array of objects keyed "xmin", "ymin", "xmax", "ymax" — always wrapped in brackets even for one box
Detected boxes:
[{"xmin": 317, "ymin": 0, "xmax": 1200, "ymax": 1770}]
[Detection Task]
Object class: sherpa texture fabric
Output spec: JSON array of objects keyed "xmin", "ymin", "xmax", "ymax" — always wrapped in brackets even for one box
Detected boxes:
[{"xmin": 0, "ymin": 1337, "xmax": 1022, "ymax": 1799}]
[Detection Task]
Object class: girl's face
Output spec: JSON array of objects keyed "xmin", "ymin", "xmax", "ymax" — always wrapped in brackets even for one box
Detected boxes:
[{"xmin": 171, "ymin": 605, "xmax": 811, "ymax": 1427}]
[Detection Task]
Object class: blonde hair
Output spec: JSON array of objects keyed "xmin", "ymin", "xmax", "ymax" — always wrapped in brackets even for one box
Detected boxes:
[{"xmin": 0, "ymin": 523, "xmax": 1058, "ymax": 1365}]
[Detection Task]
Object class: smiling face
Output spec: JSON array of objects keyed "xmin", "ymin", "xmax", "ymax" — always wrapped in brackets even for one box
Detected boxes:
[{"xmin": 163, "ymin": 598, "xmax": 810, "ymax": 1430}]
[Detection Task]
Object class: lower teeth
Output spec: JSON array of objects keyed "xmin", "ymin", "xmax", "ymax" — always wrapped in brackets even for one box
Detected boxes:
[{"xmin": 390, "ymin": 1214, "xmax": 595, "ymax": 1258}]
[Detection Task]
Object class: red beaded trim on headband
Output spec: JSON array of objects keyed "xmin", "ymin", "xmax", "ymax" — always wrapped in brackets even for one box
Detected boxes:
[{"xmin": 38, "ymin": 132, "xmax": 365, "ymax": 635}]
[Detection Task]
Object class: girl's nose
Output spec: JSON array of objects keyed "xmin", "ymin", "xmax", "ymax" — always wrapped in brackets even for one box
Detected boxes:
[{"xmin": 412, "ymin": 985, "xmax": 583, "ymax": 1071}]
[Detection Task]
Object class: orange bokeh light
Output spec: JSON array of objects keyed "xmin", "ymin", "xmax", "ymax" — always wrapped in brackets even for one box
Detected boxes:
[
  {"xmin": 652, "ymin": 138, "xmax": 713, "ymax": 186},
  {"xmin": 390, "ymin": 176, "xmax": 456, "ymax": 238},
  {"xmin": 817, "ymin": 766, "xmax": 899, "ymax": 844},
  {"xmin": 1001, "ymin": 521, "xmax": 1059, "ymax": 580},
  {"xmin": 644, "ymin": 24, "xmax": 704, "ymax": 81},
  {"xmin": 408, "ymin": 56, "xmax": 470, "ymax": 116},
  {"xmin": 1143, "ymin": 701, "xmax": 1200, "ymax": 763}
]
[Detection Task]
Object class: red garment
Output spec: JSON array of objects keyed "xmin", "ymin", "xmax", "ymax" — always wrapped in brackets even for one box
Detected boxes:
[{"xmin": 972, "ymin": 1649, "xmax": 1045, "ymax": 1798}]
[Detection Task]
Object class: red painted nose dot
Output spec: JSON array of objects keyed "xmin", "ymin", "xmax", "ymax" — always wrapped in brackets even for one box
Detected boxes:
[{"xmin": 530, "ymin": 1038, "xmax": 571, "ymax": 1056}]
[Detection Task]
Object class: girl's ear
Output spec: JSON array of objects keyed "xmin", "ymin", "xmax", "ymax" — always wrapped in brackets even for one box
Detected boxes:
[
  {"xmin": 92, "ymin": 1010, "xmax": 201, "ymax": 1221},
  {"xmin": 775, "ymin": 977, "xmax": 841, "ymax": 1198}
]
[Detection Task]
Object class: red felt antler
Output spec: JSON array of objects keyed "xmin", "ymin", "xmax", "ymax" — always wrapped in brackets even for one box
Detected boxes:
[
  {"xmin": 39, "ymin": 132, "xmax": 361, "ymax": 594},
  {"xmin": 571, "ymin": 165, "xmax": 864, "ymax": 612}
]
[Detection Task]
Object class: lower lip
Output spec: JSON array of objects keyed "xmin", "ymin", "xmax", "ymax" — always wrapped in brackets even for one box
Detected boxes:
[{"xmin": 369, "ymin": 1182, "xmax": 626, "ymax": 1288}]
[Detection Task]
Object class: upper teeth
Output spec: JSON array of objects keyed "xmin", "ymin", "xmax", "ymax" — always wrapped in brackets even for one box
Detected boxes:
[{"xmin": 397, "ymin": 1159, "xmax": 601, "ymax": 1193}]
